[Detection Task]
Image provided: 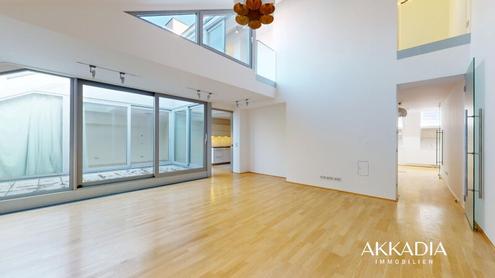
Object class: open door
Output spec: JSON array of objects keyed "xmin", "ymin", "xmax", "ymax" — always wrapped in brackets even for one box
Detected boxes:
[{"xmin": 464, "ymin": 58, "xmax": 483, "ymax": 230}]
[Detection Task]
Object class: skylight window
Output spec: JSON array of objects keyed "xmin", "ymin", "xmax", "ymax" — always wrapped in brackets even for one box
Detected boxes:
[
  {"xmin": 202, "ymin": 12, "xmax": 251, "ymax": 66},
  {"xmin": 138, "ymin": 13, "xmax": 198, "ymax": 42},
  {"xmin": 128, "ymin": 9, "xmax": 276, "ymax": 84}
]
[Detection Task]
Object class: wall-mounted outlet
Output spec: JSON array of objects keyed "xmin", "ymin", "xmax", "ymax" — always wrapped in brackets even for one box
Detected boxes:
[
  {"xmin": 320, "ymin": 176, "xmax": 342, "ymax": 182},
  {"xmin": 357, "ymin": 161, "xmax": 369, "ymax": 176}
]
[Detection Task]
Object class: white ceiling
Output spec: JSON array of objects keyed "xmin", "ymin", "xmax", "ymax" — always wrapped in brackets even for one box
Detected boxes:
[
  {"xmin": 2, "ymin": 0, "xmax": 231, "ymax": 7},
  {"xmin": 212, "ymin": 110, "xmax": 232, "ymax": 119},
  {"xmin": 397, "ymin": 75, "xmax": 465, "ymax": 110},
  {"xmin": 1, "ymin": 0, "xmax": 281, "ymax": 10}
]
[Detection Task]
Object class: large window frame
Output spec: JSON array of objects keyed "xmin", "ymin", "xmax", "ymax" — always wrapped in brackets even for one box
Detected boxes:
[
  {"xmin": 199, "ymin": 10, "xmax": 253, "ymax": 68},
  {"xmin": 129, "ymin": 10, "xmax": 201, "ymax": 43},
  {"xmin": 0, "ymin": 69, "xmax": 75, "ymax": 199},
  {"xmin": 204, "ymin": 18, "xmax": 226, "ymax": 53},
  {"xmin": 128, "ymin": 10, "xmax": 255, "ymax": 68},
  {"xmin": 0, "ymin": 66, "xmax": 210, "ymax": 211}
]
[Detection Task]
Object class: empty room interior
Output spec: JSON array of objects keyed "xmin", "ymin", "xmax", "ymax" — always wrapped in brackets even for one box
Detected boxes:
[{"xmin": 0, "ymin": 0, "xmax": 494, "ymax": 277}]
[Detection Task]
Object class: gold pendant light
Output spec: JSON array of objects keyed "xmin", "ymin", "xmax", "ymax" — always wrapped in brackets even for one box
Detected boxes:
[{"xmin": 234, "ymin": 0, "xmax": 275, "ymax": 30}]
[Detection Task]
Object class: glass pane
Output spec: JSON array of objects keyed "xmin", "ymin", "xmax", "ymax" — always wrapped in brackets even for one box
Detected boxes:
[
  {"xmin": 206, "ymin": 20, "xmax": 225, "ymax": 52},
  {"xmin": 131, "ymin": 107, "xmax": 154, "ymax": 167},
  {"xmin": 0, "ymin": 71, "xmax": 70, "ymax": 199},
  {"xmin": 174, "ymin": 109, "xmax": 188, "ymax": 164},
  {"xmin": 159, "ymin": 97, "xmax": 206, "ymax": 174},
  {"xmin": 190, "ymin": 105, "xmax": 205, "ymax": 168},
  {"xmin": 464, "ymin": 58, "xmax": 475, "ymax": 229},
  {"xmin": 159, "ymin": 110, "xmax": 170, "ymax": 162},
  {"xmin": 203, "ymin": 12, "xmax": 251, "ymax": 65},
  {"xmin": 84, "ymin": 102, "xmax": 127, "ymax": 168},
  {"xmin": 256, "ymin": 40, "xmax": 276, "ymax": 82},
  {"xmin": 473, "ymin": 58, "xmax": 485, "ymax": 227},
  {"xmin": 139, "ymin": 14, "xmax": 197, "ymax": 42},
  {"xmin": 82, "ymin": 85, "xmax": 154, "ymax": 183}
]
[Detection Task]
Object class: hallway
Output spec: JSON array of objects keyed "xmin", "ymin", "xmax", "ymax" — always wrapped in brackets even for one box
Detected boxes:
[
  {"xmin": 396, "ymin": 166, "xmax": 495, "ymax": 275},
  {"xmin": 0, "ymin": 167, "xmax": 494, "ymax": 277}
]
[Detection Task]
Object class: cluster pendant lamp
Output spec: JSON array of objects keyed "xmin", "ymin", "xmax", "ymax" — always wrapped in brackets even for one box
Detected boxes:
[{"xmin": 233, "ymin": 0, "xmax": 275, "ymax": 30}]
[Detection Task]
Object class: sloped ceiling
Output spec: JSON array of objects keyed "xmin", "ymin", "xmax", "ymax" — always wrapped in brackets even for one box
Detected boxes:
[{"xmin": 0, "ymin": 0, "xmax": 278, "ymax": 108}]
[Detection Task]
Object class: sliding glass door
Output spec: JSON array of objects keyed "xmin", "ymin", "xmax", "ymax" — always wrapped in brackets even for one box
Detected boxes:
[
  {"xmin": 190, "ymin": 104, "xmax": 205, "ymax": 167},
  {"xmin": 158, "ymin": 97, "xmax": 206, "ymax": 174},
  {"xmin": 81, "ymin": 83, "xmax": 155, "ymax": 184},
  {"xmin": 81, "ymin": 81, "xmax": 207, "ymax": 184}
]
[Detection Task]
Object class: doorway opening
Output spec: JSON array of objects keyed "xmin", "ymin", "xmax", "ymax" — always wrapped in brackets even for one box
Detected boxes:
[
  {"xmin": 211, "ymin": 109, "xmax": 233, "ymax": 176},
  {"xmin": 396, "ymin": 68, "xmax": 482, "ymax": 229}
]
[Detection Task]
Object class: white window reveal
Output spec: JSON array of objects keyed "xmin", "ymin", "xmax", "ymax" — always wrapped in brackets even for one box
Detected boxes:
[{"xmin": 420, "ymin": 108, "xmax": 440, "ymax": 128}]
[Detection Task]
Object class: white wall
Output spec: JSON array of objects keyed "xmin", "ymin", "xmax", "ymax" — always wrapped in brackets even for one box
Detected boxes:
[
  {"xmin": 268, "ymin": 0, "xmax": 473, "ymax": 201},
  {"xmin": 275, "ymin": 0, "xmax": 398, "ymax": 200},
  {"xmin": 471, "ymin": 0, "xmax": 495, "ymax": 244},
  {"xmin": 232, "ymin": 109, "xmax": 250, "ymax": 173},
  {"xmin": 439, "ymin": 81, "xmax": 465, "ymax": 203},
  {"xmin": 396, "ymin": 43, "xmax": 471, "ymax": 85},
  {"xmin": 248, "ymin": 103, "xmax": 286, "ymax": 177},
  {"xmin": 398, "ymin": 110, "xmax": 438, "ymax": 166}
]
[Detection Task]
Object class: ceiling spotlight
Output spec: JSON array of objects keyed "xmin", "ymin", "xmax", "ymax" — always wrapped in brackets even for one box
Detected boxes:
[
  {"xmin": 245, "ymin": 98, "xmax": 249, "ymax": 107},
  {"xmin": 119, "ymin": 72, "xmax": 126, "ymax": 84},
  {"xmin": 197, "ymin": 90, "xmax": 201, "ymax": 99},
  {"xmin": 207, "ymin": 92, "xmax": 213, "ymax": 101},
  {"xmin": 236, "ymin": 101, "xmax": 240, "ymax": 108},
  {"xmin": 89, "ymin": 65, "xmax": 96, "ymax": 78}
]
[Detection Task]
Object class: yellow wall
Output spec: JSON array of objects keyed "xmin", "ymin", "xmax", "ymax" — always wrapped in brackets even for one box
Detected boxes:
[
  {"xmin": 398, "ymin": 0, "xmax": 471, "ymax": 50},
  {"xmin": 449, "ymin": 0, "xmax": 471, "ymax": 37}
]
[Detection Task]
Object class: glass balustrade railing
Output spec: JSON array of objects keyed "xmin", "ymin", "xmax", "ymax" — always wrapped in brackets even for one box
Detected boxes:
[{"xmin": 255, "ymin": 40, "xmax": 276, "ymax": 84}]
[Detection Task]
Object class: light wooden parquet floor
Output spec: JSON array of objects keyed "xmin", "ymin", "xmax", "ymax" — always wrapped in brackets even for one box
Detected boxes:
[{"xmin": 0, "ymin": 165, "xmax": 493, "ymax": 277}]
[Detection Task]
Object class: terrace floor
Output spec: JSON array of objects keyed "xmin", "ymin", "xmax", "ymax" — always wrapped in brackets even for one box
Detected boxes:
[{"xmin": 0, "ymin": 165, "xmax": 190, "ymax": 199}]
